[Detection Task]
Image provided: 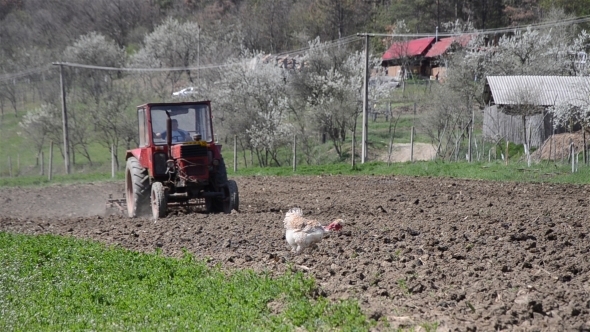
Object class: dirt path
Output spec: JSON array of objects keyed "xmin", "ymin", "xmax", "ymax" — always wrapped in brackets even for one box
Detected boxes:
[
  {"xmin": 1, "ymin": 176, "xmax": 590, "ymax": 331},
  {"xmin": 378, "ymin": 143, "xmax": 437, "ymax": 163}
]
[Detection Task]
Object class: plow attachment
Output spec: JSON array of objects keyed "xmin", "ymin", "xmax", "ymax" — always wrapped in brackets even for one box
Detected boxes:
[
  {"xmin": 105, "ymin": 194, "xmax": 210, "ymax": 218},
  {"xmin": 106, "ymin": 194, "xmax": 127, "ymax": 216}
]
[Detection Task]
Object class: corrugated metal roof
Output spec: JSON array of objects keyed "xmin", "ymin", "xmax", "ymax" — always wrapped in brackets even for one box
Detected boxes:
[
  {"xmin": 487, "ymin": 76, "xmax": 590, "ymax": 106},
  {"xmin": 382, "ymin": 37, "xmax": 435, "ymax": 61}
]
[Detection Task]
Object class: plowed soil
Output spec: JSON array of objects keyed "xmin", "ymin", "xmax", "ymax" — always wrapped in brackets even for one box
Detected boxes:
[{"xmin": 1, "ymin": 176, "xmax": 590, "ymax": 331}]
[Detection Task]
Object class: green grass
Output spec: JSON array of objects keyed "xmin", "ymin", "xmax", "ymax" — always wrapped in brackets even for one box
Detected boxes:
[
  {"xmin": 2, "ymin": 158, "xmax": 589, "ymax": 187},
  {"xmin": 0, "ymin": 232, "xmax": 373, "ymax": 331},
  {"xmin": 0, "ymin": 171, "xmax": 124, "ymax": 187},
  {"xmin": 0, "ymin": 109, "xmax": 130, "ymax": 178}
]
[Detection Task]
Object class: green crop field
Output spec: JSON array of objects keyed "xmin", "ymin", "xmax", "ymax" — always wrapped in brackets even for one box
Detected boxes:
[{"xmin": 0, "ymin": 232, "xmax": 373, "ymax": 331}]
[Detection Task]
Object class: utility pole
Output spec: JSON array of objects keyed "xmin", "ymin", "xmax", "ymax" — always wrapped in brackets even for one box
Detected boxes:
[
  {"xmin": 54, "ymin": 62, "xmax": 71, "ymax": 174},
  {"xmin": 361, "ymin": 33, "xmax": 370, "ymax": 163},
  {"xmin": 437, "ymin": 0, "xmax": 440, "ymax": 32},
  {"xmin": 197, "ymin": 24, "xmax": 200, "ymax": 83}
]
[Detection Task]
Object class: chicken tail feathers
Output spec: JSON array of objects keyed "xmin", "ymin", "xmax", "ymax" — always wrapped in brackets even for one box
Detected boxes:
[
  {"xmin": 286, "ymin": 207, "xmax": 303, "ymax": 218},
  {"xmin": 284, "ymin": 208, "xmax": 304, "ymax": 229}
]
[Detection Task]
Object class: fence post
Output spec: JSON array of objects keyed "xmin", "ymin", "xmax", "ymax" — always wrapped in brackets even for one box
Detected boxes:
[
  {"xmin": 351, "ymin": 130, "xmax": 356, "ymax": 168},
  {"xmin": 40, "ymin": 151, "xmax": 44, "ymax": 175},
  {"xmin": 571, "ymin": 143, "xmax": 575, "ymax": 173},
  {"xmin": 48, "ymin": 141, "xmax": 53, "ymax": 181},
  {"xmin": 292, "ymin": 133, "xmax": 297, "ymax": 172},
  {"xmin": 111, "ymin": 145, "xmax": 116, "ymax": 178},
  {"xmin": 17, "ymin": 154, "xmax": 20, "ymax": 176},
  {"xmin": 505, "ymin": 140, "xmax": 509, "ymax": 166},
  {"xmin": 410, "ymin": 126, "xmax": 415, "ymax": 162},
  {"xmin": 584, "ymin": 130, "xmax": 587, "ymax": 165},
  {"xmin": 8, "ymin": 156, "xmax": 12, "ymax": 177},
  {"xmin": 468, "ymin": 119, "xmax": 472, "ymax": 163},
  {"xmin": 233, "ymin": 135, "xmax": 237, "ymax": 173}
]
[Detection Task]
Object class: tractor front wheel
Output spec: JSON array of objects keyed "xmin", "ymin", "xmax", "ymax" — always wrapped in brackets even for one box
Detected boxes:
[
  {"xmin": 151, "ymin": 182, "xmax": 167, "ymax": 220},
  {"xmin": 222, "ymin": 180, "xmax": 239, "ymax": 214},
  {"xmin": 125, "ymin": 157, "xmax": 150, "ymax": 218}
]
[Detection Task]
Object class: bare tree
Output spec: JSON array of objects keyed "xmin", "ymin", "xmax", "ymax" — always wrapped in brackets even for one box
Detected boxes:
[
  {"xmin": 238, "ymin": 0, "xmax": 293, "ymax": 53},
  {"xmin": 132, "ymin": 18, "xmax": 205, "ymax": 99},
  {"xmin": 93, "ymin": 87, "xmax": 137, "ymax": 168},
  {"xmin": 62, "ymin": 32, "xmax": 130, "ymax": 166},
  {"xmin": 19, "ymin": 103, "xmax": 62, "ymax": 164},
  {"xmin": 63, "ymin": 32, "xmax": 127, "ymax": 103},
  {"xmin": 73, "ymin": 0, "xmax": 158, "ymax": 48}
]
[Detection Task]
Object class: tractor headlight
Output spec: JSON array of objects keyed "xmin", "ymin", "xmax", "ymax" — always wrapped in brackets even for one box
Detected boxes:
[{"xmin": 212, "ymin": 159, "xmax": 220, "ymax": 166}]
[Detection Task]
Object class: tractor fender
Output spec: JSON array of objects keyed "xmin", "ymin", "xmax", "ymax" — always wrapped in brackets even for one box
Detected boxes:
[
  {"xmin": 210, "ymin": 143, "xmax": 223, "ymax": 159},
  {"xmin": 125, "ymin": 148, "xmax": 148, "ymax": 168}
]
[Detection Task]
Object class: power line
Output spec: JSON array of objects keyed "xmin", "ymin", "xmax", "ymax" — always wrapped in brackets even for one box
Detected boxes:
[
  {"xmin": 0, "ymin": 65, "xmax": 52, "ymax": 83},
  {"xmin": 50, "ymin": 37, "xmax": 364, "ymax": 72},
  {"xmin": 273, "ymin": 35, "xmax": 363, "ymax": 57},
  {"xmin": 51, "ymin": 61, "xmax": 233, "ymax": 72}
]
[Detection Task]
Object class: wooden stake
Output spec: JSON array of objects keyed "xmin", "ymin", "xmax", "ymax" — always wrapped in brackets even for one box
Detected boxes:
[
  {"xmin": 468, "ymin": 111, "xmax": 473, "ymax": 163},
  {"xmin": 351, "ymin": 130, "xmax": 356, "ymax": 169},
  {"xmin": 48, "ymin": 141, "xmax": 53, "ymax": 181},
  {"xmin": 292, "ymin": 134, "xmax": 297, "ymax": 172},
  {"xmin": 111, "ymin": 145, "xmax": 116, "ymax": 178},
  {"xmin": 571, "ymin": 143, "xmax": 575, "ymax": 173},
  {"xmin": 584, "ymin": 130, "xmax": 587, "ymax": 165},
  {"xmin": 233, "ymin": 135, "xmax": 237, "ymax": 173},
  {"xmin": 40, "ymin": 151, "xmax": 44, "ymax": 176},
  {"xmin": 505, "ymin": 140, "xmax": 509, "ymax": 166},
  {"xmin": 410, "ymin": 126, "xmax": 415, "ymax": 162}
]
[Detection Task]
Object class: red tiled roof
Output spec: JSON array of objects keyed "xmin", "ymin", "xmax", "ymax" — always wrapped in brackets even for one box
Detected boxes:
[
  {"xmin": 382, "ymin": 37, "xmax": 435, "ymax": 61},
  {"xmin": 425, "ymin": 35, "xmax": 472, "ymax": 58},
  {"xmin": 424, "ymin": 37, "xmax": 454, "ymax": 57}
]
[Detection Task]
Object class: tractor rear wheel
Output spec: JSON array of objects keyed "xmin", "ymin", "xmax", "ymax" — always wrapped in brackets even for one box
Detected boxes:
[
  {"xmin": 222, "ymin": 180, "xmax": 239, "ymax": 214},
  {"xmin": 211, "ymin": 158, "xmax": 229, "ymax": 213},
  {"xmin": 151, "ymin": 182, "xmax": 167, "ymax": 220},
  {"xmin": 214, "ymin": 158, "xmax": 228, "ymax": 185},
  {"xmin": 125, "ymin": 157, "xmax": 150, "ymax": 218}
]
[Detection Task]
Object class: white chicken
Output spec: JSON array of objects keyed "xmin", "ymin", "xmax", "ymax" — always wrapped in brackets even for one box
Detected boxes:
[{"xmin": 283, "ymin": 208, "xmax": 343, "ymax": 254}]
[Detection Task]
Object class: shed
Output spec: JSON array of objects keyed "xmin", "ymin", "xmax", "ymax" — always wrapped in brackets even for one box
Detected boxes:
[{"xmin": 483, "ymin": 76, "xmax": 590, "ymax": 147}]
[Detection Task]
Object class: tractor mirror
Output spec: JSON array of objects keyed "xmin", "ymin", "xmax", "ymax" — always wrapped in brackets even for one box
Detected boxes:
[{"xmin": 166, "ymin": 118, "xmax": 172, "ymax": 156}]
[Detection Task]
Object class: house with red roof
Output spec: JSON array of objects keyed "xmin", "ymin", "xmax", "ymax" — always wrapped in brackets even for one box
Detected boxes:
[{"xmin": 381, "ymin": 35, "xmax": 471, "ymax": 81}]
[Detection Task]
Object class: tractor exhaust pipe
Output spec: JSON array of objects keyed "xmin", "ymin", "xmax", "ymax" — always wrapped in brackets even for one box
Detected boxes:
[{"xmin": 166, "ymin": 117, "xmax": 172, "ymax": 158}]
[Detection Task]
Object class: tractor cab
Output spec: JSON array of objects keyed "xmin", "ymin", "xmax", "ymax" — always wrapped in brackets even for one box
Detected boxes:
[{"xmin": 147, "ymin": 103, "xmax": 213, "ymax": 146}]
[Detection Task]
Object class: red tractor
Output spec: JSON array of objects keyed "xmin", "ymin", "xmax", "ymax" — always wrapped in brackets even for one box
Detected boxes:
[{"xmin": 121, "ymin": 101, "xmax": 238, "ymax": 220}]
